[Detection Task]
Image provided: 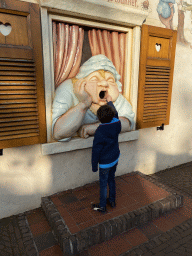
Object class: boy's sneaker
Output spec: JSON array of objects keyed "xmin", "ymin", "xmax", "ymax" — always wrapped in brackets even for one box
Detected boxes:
[
  {"xmin": 106, "ymin": 198, "xmax": 116, "ymax": 208},
  {"xmin": 92, "ymin": 203, "xmax": 106, "ymax": 213}
]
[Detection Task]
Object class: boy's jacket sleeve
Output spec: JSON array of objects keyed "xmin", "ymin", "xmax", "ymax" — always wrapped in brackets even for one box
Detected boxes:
[
  {"xmin": 107, "ymin": 101, "xmax": 119, "ymax": 119},
  {"xmin": 91, "ymin": 129, "xmax": 104, "ymax": 172}
]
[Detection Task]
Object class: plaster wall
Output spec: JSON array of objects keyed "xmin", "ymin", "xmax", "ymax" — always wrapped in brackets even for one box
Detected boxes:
[{"xmin": 0, "ymin": 0, "xmax": 192, "ymax": 219}]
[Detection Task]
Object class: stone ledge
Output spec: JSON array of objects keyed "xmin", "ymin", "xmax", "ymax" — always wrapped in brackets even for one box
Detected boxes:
[
  {"xmin": 41, "ymin": 130, "xmax": 139, "ymax": 155},
  {"xmin": 41, "ymin": 171, "xmax": 183, "ymax": 255}
]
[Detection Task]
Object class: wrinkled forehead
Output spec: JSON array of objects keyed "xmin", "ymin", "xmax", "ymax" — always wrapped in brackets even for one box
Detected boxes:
[{"xmin": 85, "ymin": 70, "xmax": 115, "ymax": 80}]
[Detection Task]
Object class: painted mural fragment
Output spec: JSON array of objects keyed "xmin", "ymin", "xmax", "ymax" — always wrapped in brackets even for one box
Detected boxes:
[
  {"xmin": 51, "ymin": 23, "xmax": 135, "ymax": 142},
  {"xmin": 157, "ymin": 0, "xmax": 175, "ymax": 29},
  {"xmin": 177, "ymin": 0, "xmax": 192, "ymax": 47},
  {"xmin": 107, "ymin": 0, "xmax": 138, "ymax": 7},
  {"xmin": 142, "ymin": 0, "xmax": 149, "ymax": 10},
  {"xmin": 156, "ymin": 0, "xmax": 192, "ymax": 47},
  {"xmin": 106, "ymin": 0, "xmax": 151, "ymax": 10}
]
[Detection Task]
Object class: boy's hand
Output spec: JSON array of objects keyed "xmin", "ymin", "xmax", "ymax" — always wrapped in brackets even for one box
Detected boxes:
[{"xmin": 105, "ymin": 91, "xmax": 112, "ymax": 102}]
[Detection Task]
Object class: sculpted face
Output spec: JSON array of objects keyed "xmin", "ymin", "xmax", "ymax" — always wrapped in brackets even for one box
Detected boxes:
[{"xmin": 84, "ymin": 70, "xmax": 119, "ymax": 106}]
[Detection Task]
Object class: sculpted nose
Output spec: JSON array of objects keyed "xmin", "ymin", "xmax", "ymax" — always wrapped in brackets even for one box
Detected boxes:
[{"xmin": 98, "ymin": 80, "xmax": 109, "ymax": 87}]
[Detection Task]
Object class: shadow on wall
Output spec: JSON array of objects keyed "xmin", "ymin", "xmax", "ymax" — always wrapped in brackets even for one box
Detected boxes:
[
  {"xmin": 0, "ymin": 144, "xmax": 98, "ymax": 219},
  {"xmin": 0, "ymin": 145, "xmax": 52, "ymax": 219},
  {"xmin": 134, "ymin": 108, "xmax": 192, "ymax": 175}
]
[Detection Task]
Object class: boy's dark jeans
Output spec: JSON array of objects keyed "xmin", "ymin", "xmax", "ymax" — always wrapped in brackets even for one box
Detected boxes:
[{"xmin": 99, "ymin": 163, "xmax": 117, "ymax": 208}]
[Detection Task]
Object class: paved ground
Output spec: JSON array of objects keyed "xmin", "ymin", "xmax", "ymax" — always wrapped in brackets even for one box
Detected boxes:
[
  {"xmin": 0, "ymin": 214, "xmax": 38, "ymax": 256},
  {"xmin": 150, "ymin": 162, "xmax": 192, "ymax": 196},
  {"xmin": 0, "ymin": 161, "xmax": 192, "ymax": 256}
]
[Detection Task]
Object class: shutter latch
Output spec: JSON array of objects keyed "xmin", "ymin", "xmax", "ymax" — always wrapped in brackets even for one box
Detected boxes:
[{"xmin": 157, "ymin": 124, "xmax": 164, "ymax": 131}]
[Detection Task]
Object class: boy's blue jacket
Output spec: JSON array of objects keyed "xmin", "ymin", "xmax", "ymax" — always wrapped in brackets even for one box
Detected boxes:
[{"xmin": 92, "ymin": 101, "xmax": 121, "ymax": 172}]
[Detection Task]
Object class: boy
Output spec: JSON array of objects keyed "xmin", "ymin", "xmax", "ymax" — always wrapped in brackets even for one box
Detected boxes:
[{"xmin": 91, "ymin": 93, "xmax": 121, "ymax": 213}]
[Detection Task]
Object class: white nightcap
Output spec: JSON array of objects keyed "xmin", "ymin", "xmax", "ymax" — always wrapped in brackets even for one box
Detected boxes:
[{"xmin": 76, "ymin": 54, "xmax": 122, "ymax": 92}]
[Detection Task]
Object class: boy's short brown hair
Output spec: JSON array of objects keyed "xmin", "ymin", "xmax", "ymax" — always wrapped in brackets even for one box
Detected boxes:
[{"xmin": 97, "ymin": 104, "xmax": 116, "ymax": 123}]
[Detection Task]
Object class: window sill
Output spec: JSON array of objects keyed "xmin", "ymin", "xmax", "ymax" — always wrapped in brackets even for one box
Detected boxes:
[{"xmin": 41, "ymin": 130, "xmax": 139, "ymax": 155}]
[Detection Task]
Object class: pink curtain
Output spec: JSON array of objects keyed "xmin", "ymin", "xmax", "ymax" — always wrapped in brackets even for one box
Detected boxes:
[
  {"xmin": 88, "ymin": 29, "xmax": 126, "ymax": 91},
  {"xmin": 53, "ymin": 22, "xmax": 84, "ymax": 88}
]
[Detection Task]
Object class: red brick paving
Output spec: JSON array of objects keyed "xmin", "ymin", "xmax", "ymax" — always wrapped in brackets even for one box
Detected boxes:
[
  {"xmin": 152, "ymin": 204, "xmax": 192, "ymax": 232},
  {"xmin": 47, "ymin": 173, "xmax": 172, "ymax": 235},
  {"xmin": 25, "ymin": 172, "xmax": 192, "ymax": 255},
  {"xmin": 29, "ymin": 220, "xmax": 52, "ymax": 237},
  {"xmin": 39, "ymin": 244, "xmax": 63, "ymax": 256},
  {"xmin": 104, "ymin": 233, "xmax": 132, "ymax": 255},
  {"xmin": 88, "ymin": 242, "xmax": 116, "ymax": 256},
  {"xmin": 122, "ymin": 228, "xmax": 149, "ymax": 247}
]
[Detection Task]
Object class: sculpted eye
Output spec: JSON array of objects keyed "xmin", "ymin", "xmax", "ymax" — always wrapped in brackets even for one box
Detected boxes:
[
  {"xmin": 107, "ymin": 78, "xmax": 115, "ymax": 83},
  {"xmin": 89, "ymin": 76, "xmax": 99, "ymax": 82}
]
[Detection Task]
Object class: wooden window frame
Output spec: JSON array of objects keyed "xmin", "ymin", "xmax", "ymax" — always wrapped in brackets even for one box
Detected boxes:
[
  {"xmin": 41, "ymin": 11, "xmax": 139, "ymax": 144},
  {"xmin": 40, "ymin": 1, "xmax": 149, "ymax": 155}
]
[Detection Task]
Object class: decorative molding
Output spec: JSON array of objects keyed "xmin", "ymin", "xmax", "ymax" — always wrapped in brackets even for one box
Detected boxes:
[{"xmin": 40, "ymin": 0, "xmax": 148, "ymax": 27}]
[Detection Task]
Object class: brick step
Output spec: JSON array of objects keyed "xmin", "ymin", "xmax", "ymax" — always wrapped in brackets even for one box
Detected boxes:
[
  {"xmin": 41, "ymin": 171, "xmax": 184, "ymax": 255},
  {"xmin": 0, "ymin": 213, "xmax": 39, "ymax": 256}
]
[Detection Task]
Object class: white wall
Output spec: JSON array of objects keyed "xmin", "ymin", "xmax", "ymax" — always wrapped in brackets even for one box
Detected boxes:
[{"xmin": 0, "ymin": 0, "xmax": 192, "ymax": 219}]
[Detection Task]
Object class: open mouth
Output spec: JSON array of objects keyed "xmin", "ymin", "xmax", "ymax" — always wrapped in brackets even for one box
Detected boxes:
[{"xmin": 99, "ymin": 90, "xmax": 106, "ymax": 99}]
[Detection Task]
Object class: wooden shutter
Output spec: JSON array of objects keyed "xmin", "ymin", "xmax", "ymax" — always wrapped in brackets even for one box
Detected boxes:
[
  {"xmin": 136, "ymin": 24, "xmax": 177, "ymax": 129},
  {"xmin": 0, "ymin": 0, "xmax": 47, "ymax": 148}
]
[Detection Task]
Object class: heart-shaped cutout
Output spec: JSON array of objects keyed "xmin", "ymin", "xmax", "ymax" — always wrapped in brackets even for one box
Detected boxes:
[
  {"xmin": 155, "ymin": 43, "xmax": 161, "ymax": 52},
  {"xmin": 0, "ymin": 22, "xmax": 12, "ymax": 36}
]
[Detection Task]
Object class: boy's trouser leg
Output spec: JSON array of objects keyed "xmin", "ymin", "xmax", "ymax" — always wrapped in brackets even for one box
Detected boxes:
[
  {"xmin": 108, "ymin": 163, "xmax": 117, "ymax": 203},
  {"xmin": 99, "ymin": 168, "xmax": 109, "ymax": 208}
]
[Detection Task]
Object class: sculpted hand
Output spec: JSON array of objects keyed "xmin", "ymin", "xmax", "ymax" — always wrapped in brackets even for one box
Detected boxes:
[
  {"xmin": 78, "ymin": 123, "xmax": 99, "ymax": 138},
  {"xmin": 74, "ymin": 79, "xmax": 92, "ymax": 107},
  {"xmin": 90, "ymin": 103, "xmax": 100, "ymax": 116}
]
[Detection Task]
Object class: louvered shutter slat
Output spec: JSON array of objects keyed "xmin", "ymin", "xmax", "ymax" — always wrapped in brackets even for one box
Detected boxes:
[
  {"xmin": 0, "ymin": 103, "xmax": 37, "ymax": 109},
  {"xmin": 0, "ymin": 129, "xmax": 39, "ymax": 137},
  {"xmin": 0, "ymin": 81, "xmax": 36, "ymax": 86},
  {"xmin": 0, "ymin": 112, "xmax": 38, "ymax": 118},
  {"xmin": 0, "ymin": 120, "xmax": 39, "ymax": 128},
  {"xmin": 0, "ymin": 90, "xmax": 37, "ymax": 95},
  {"xmin": 0, "ymin": 86, "xmax": 36, "ymax": 90},
  {"xmin": 0, "ymin": 116, "xmax": 38, "ymax": 123},
  {"xmin": 0, "ymin": 124, "xmax": 39, "ymax": 132},
  {"xmin": 0, "ymin": 76, "xmax": 36, "ymax": 81},
  {"xmin": 1, "ymin": 99, "xmax": 37, "ymax": 104},
  {"xmin": 0, "ymin": 133, "xmax": 39, "ymax": 141},
  {"xmin": 145, "ymin": 82, "xmax": 169, "ymax": 86},
  {"xmin": 0, "ymin": 107, "xmax": 37, "ymax": 113},
  {"xmin": 0, "ymin": 95, "xmax": 37, "ymax": 99},
  {"xmin": 0, "ymin": 72, "xmax": 35, "ymax": 76},
  {"xmin": 137, "ymin": 25, "xmax": 177, "ymax": 129}
]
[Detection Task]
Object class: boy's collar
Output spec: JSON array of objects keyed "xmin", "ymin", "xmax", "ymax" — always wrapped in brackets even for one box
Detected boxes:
[{"xmin": 100, "ymin": 117, "xmax": 119, "ymax": 125}]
